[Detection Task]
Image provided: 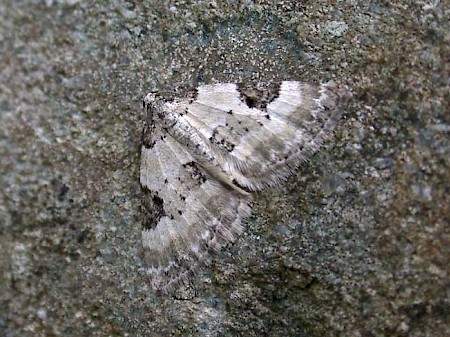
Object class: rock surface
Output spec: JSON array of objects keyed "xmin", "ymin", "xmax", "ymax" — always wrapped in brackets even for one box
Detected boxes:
[{"xmin": 0, "ymin": 1, "xmax": 448, "ymax": 336}]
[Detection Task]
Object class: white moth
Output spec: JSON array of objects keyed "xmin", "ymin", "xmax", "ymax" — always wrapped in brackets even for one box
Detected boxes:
[{"xmin": 140, "ymin": 81, "xmax": 350, "ymax": 293}]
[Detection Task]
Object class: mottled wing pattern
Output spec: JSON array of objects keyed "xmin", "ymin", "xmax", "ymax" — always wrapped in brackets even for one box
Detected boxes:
[
  {"xmin": 140, "ymin": 81, "xmax": 349, "ymax": 293},
  {"xmin": 184, "ymin": 81, "xmax": 347, "ymax": 190},
  {"xmin": 140, "ymin": 131, "xmax": 251, "ymax": 292}
]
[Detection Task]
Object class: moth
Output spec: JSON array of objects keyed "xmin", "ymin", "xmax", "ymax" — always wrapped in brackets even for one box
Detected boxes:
[{"xmin": 140, "ymin": 81, "xmax": 350, "ymax": 293}]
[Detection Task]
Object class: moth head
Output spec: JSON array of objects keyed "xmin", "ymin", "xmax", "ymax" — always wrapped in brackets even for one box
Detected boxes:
[{"xmin": 143, "ymin": 93, "xmax": 166, "ymax": 120}]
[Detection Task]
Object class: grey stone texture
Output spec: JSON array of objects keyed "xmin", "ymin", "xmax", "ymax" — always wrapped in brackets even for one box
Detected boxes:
[{"xmin": 0, "ymin": 1, "xmax": 448, "ymax": 336}]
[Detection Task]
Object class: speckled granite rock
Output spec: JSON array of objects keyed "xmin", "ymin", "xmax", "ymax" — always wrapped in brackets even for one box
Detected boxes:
[{"xmin": 0, "ymin": 1, "xmax": 448, "ymax": 336}]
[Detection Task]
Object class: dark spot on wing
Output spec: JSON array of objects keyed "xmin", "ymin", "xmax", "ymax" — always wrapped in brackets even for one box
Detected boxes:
[
  {"xmin": 237, "ymin": 82, "xmax": 282, "ymax": 110},
  {"xmin": 189, "ymin": 87, "xmax": 199, "ymax": 100},
  {"xmin": 210, "ymin": 129, "xmax": 235, "ymax": 152},
  {"xmin": 141, "ymin": 122, "xmax": 156, "ymax": 149},
  {"xmin": 182, "ymin": 161, "xmax": 207, "ymax": 184},
  {"xmin": 141, "ymin": 186, "xmax": 166, "ymax": 230}
]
